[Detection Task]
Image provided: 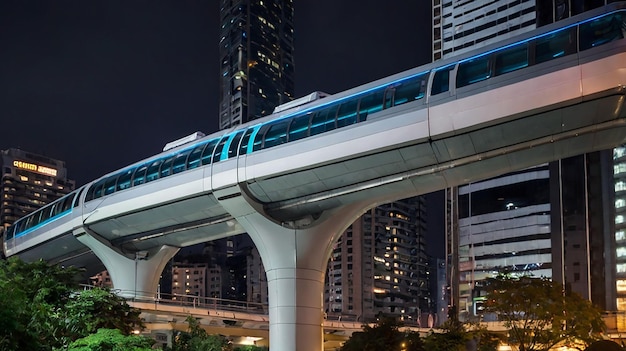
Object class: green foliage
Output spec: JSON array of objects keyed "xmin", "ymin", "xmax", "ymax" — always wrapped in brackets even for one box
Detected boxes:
[
  {"xmin": 0, "ymin": 257, "xmax": 83, "ymax": 350},
  {"xmin": 62, "ymin": 288, "xmax": 144, "ymax": 337},
  {"xmin": 0, "ymin": 258, "xmax": 146, "ymax": 351},
  {"xmin": 339, "ymin": 317, "xmax": 424, "ymax": 351},
  {"xmin": 485, "ymin": 274, "xmax": 605, "ymax": 351},
  {"xmin": 66, "ymin": 328, "xmax": 155, "ymax": 351},
  {"xmin": 423, "ymin": 306, "xmax": 470, "ymax": 351},
  {"xmin": 166, "ymin": 315, "xmax": 232, "ymax": 351}
]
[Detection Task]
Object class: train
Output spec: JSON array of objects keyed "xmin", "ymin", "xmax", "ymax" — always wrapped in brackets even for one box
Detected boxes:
[{"xmin": 5, "ymin": 2, "xmax": 626, "ymax": 260}]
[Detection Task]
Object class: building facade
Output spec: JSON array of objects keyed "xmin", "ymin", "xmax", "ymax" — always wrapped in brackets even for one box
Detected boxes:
[
  {"xmin": 1, "ymin": 148, "xmax": 75, "ymax": 230},
  {"xmin": 432, "ymin": 0, "xmax": 621, "ymax": 61},
  {"xmin": 325, "ymin": 197, "xmax": 433, "ymax": 325},
  {"xmin": 218, "ymin": 0, "xmax": 295, "ymax": 129}
]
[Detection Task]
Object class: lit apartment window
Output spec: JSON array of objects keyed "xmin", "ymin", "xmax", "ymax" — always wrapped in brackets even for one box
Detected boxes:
[
  {"xmin": 618, "ymin": 230, "xmax": 626, "ymax": 241},
  {"xmin": 19, "ymin": 176, "xmax": 28, "ymax": 181},
  {"xmin": 616, "ymin": 182, "xmax": 626, "ymax": 192},
  {"xmin": 617, "ymin": 215, "xmax": 625, "ymax": 224},
  {"xmin": 618, "ymin": 199, "xmax": 626, "ymax": 208},
  {"xmin": 615, "ymin": 147, "xmax": 626, "ymax": 159}
]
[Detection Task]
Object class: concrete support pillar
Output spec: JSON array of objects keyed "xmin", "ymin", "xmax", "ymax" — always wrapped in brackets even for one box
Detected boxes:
[
  {"xmin": 217, "ymin": 189, "xmax": 369, "ymax": 351},
  {"xmin": 76, "ymin": 231, "xmax": 179, "ymax": 299}
]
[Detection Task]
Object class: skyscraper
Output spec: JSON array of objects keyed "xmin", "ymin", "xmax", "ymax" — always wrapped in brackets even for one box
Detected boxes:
[
  {"xmin": 0, "ymin": 148, "xmax": 75, "ymax": 230},
  {"xmin": 436, "ymin": 0, "xmax": 621, "ymax": 319},
  {"xmin": 218, "ymin": 0, "xmax": 295, "ymax": 129},
  {"xmin": 325, "ymin": 198, "xmax": 432, "ymax": 325}
]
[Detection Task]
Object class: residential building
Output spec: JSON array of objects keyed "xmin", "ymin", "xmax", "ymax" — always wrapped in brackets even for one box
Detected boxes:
[
  {"xmin": 325, "ymin": 197, "xmax": 432, "ymax": 325},
  {"xmin": 0, "ymin": 148, "xmax": 75, "ymax": 230}
]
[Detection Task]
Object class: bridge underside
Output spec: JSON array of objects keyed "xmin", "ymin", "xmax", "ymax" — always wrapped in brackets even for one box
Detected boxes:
[{"xmin": 257, "ymin": 88, "xmax": 626, "ymax": 223}]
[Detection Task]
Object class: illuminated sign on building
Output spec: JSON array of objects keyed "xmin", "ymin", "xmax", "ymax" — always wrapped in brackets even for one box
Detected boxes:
[{"xmin": 13, "ymin": 160, "xmax": 58, "ymax": 177}]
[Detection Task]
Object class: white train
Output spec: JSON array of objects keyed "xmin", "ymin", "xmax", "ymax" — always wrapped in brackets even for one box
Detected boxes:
[{"xmin": 5, "ymin": 2, "xmax": 626, "ymax": 261}]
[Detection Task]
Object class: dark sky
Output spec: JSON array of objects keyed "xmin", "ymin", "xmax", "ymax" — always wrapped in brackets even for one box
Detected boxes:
[{"xmin": 0, "ymin": 1, "xmax": 442, "ymax": 257}]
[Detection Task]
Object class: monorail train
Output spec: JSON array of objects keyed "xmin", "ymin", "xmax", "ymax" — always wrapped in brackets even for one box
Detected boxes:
[{"xmin": 5, "ymin": 3, "xmax": 626, "ymax": 259}]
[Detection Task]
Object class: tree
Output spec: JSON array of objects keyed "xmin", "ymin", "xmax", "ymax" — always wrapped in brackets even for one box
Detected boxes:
[
  {"xmin": 167, "ymin": 315, "xmax": 232, "ymax": 351},
  {"xmin": 61, "ymin": 288, "xmax": 145, "ymax": 339},
  {"xmin": 0, "ymin": 257, "xmax": 83, "ymax": 351},
  {"xmin": 423, "ymin": 307, "xmax": 470, "ymax": 351},
  {"xmin": 339, "ymin": 317, "xmax": 424, "ymax": 351},
  {"xmin": 484, "ymin": 274, "xmax": 605, "ymax": 351},
  {"xmin": 0, "ymin": 258, "xmax": 146, "ymax": 350},
  {"xmin": 66, "ymin": 328, "xmax": 156, "ymax": 351}
]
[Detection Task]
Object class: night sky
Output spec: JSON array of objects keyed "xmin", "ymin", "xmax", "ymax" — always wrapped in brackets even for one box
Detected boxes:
[{"xmin": 0, "ymin": 2, "xmax": 442, "ymax": 255}]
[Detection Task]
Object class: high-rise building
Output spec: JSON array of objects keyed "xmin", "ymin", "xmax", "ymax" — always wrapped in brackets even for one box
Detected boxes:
[
  {"xmin": 218, "ymin": 0, "xmax": 295, "ymax": 129},
  {"xmin": 325, "ymin": 197, "xmax": 432, "ymax": 325},
  {"xmin": 432, "ymin": 0, "xmax": 621, "ymax": 61},
  {"xmin": 437, "ymin": 0, "xmax": 621, "ymax": 319},
  {"xmin": 0, "ymin": 148, "xmax": 75, "ymax": 230}
]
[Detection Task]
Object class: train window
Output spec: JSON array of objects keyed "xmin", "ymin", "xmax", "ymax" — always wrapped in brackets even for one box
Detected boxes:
[
  {"xmin": 384, "ymin": 87, "xmax": 395, "ymax": 109},
  {"xmin": 336, "ymin": 100, "xmax": 359, "ymax": 128},
  {"xmin": 457, "ymin": 56, "xmax": 491, "ymax": 88},
  {"xmin": 201, "ymin": 140, "xmax": 219, "ymax": 165},
  {"xmin": 494, "ymin": 43, "xmax": 528, "ymax": 75},
  {"xmin": 187, "ymin": 144, "xmax": 207, "ymax": 170},
  {"xmin": 357, "ymin": 90, "xmax": 385, "ymax": 121},
  {"xmin": 172, "ymin": 150, "xmax": 191, "ymax": 174},
  {"xmin": 239, "ymin": 129, "xmax": 255, "ymax": 155},
  {"xmin": 52, "ymin": 198, "xmax": 65, "ymax": 216},
  {"xmin": 392, "ymin": 75, "xmax": 427, "ymax": 106},
  {"xmin": 212, "ymin": 136, "xmax": 229, "ymax": 163},
  {"xmin": 146, "ymin": 160, "xmax": 163, "ymax": 183},
  {"xmin": 93, "ymin": 179, "xmax": 105, "ymax": 199},
  {"xmin": 116, "ymin": 169, "xmax": 133, "ymax": 191},
  {"xmin": 6, "ymin": 225, "xmax": 15, "ymax": 240},
  {"xmin": 579, "ymin": 12, "xmax": 625, "ymax": 51},
  {"xmin": 227, "ymin": 130, "xmax": 245, "ymax": 159},
  {"xmin": 252, "ymin": 125, "xmax": 271, "ymax": 152},
  {"xmin": 85, "ymin": 179, "xmax": 105, "ymax": 201},
  {"xmin": 103, "ymin": 176, "xmax": 118, "ymax": 196},
  {"xmin": 159, "ymin": 155, "xmax": 176, "ymax": 178},
  {"xmin": 72, "ymin": 187, "xmax": 84, "ymax": 208},
  {"xmin": 431, "ymin": 67, "xmax": 452, "ymax": 95},
  {"xmin": 30, "ymin": 210, "xmax": 43, "ymax": 227},
  {"xmin": 310, "ymin": 105, "xmax": 339, "ymax": 136},
  {"xmin": 288, "ymin": 114, "xmax": 311, "ymax": 142},
  {"xmin": 43, "ymin": 204, "xmax": 56, "ymax": 223},
  {"xmin": 60, "ymin": 195, "xmax": 74, "ymax": 213},
  {"xmin": 132, "ymin": 165, "xmax": 148, "ymax": 186},
  {"xmin": 535, "ymin": 27, "xmax": 576, "ymax": 64},
  {"xmin": 263, "ymin": 120, "xmax": 289, "ymax": 148}
]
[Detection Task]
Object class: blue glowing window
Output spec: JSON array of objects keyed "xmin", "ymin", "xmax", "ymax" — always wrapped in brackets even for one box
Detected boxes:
[
  {"xmin": 457, "ymin": 56, "xmax": 491, "ymax": 88},
  {"xmin": 132, "ymin": 166, "xmax": 148, "ymax": 186},
  {"xmin": 494, "ymin": 44, "xmax": 528, "ymax": 75},
  {"xmin": 336, "ymin": 100, "xmax": 358, "ymax": 128},
  {"xmin": 580, "ymin": 11, "xmax": 625, "ymax": 51},
  {"xmin": 535, "ymin": 27, "xmax": 576, "ymax": 64},
  {"xmin": 310, "ymin": 105, "xmax": 338, "ymax": 136},
  {"xmin": 358, "ymin": 91, "xmax": 385, "ymax": 121},
  {"xmin": 146, "ymin": 160, "xmax": 163, "ymax": 183},
  {"xmin": 117, "ymin": 170, "xmax": 133, "ymax": 191},
  {"xmin": 187, "ymin": 144, "xmax": 206, "ymax": 169},
  {"xmin": 288, "ymin": 114, "xmax": 311, "ymax": 142},
  {"xmin": 263, "ymin": 120, "xmax": 289, "ymax": 149}
]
